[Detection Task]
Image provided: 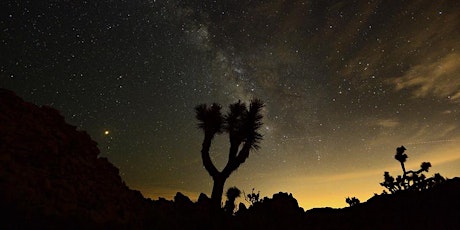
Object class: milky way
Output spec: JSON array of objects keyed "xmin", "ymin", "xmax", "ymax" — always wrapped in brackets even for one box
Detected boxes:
[{"xmin": 2, "ymin": 0, "xmax": 459, "ymax": 209}]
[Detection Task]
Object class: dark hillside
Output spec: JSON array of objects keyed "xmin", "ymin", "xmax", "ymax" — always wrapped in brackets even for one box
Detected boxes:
[
  {"xmin": 0, "ymin": 89, "xmax": 154, "ymax": 229},
  {"xmin": 304, "ymin": 177, "xmax": 460, "ymax": 230}
]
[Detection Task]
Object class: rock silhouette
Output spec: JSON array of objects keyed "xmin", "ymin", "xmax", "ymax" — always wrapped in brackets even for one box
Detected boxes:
[{"xmin": 0, "ymin": 89, "xmax": 154, "ymax": 229}]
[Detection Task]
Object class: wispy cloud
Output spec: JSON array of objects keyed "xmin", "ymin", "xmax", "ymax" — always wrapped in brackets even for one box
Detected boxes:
[
  {"xmin": 375, "ymin": 119, "xmax": 400, "ymax": 128},
  {"xmin": 389, "ymin": 53, "xmax": 460, "ymax": 101}
]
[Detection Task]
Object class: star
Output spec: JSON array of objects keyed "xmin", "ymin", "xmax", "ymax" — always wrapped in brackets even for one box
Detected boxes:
[{"xmin": 1, "ymin": 0, "xmax": 459, "ymax": 210}]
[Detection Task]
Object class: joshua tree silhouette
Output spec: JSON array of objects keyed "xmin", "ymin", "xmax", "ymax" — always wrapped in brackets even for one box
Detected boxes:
[
  {"xmin": 394, "ymin": 145, "xmax": 409, "ymax": 188},
  {"xmin": 244, "ymin": 188, "xmax": 261, "ymax": 206},
  {"xmin": 418, "ymin": 162, "xmax": 431, "ymax": 173},
  {"xmin": 195, "ymin": 99, "xmax": 264, "ymax": 209},
  {"xmin": 395, "ymin": 146, "xmax": 407, "ymax": 171},
  {"xmin": 381, "ymin": 146, "xmax": 445, "ymax": 193}
]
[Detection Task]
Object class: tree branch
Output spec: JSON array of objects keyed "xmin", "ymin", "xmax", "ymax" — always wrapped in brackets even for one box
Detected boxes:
[
  {"xmin": 201, "ymin": 134, "xmax": 219, "ymax": 177},
  {"xmin": 222, "ymin": 141, "xmax": 252, "ymax": 178}
]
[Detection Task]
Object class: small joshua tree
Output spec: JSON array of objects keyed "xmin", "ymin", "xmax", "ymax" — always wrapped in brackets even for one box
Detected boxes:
[
  {"xmin": 345, "ymin": 197, "xmax": 360, "ymax": 207},
  {"xmin": 380, "ymin": 172, "xmax": 397, "ymax": 194},
  {"xmin": 224, "ymin": 187, "xmax": 241, "ymax": 215},
  {"xmin": 380, "ymin": 146, "xmax": 445, "ymax": 193},
  {"xmin": 394, "ymin": 146, "xmax": 408, "ymax": 188},
  {"xmin": 244, "ymin": 188, "xmax": 261, "ymax": 206}
]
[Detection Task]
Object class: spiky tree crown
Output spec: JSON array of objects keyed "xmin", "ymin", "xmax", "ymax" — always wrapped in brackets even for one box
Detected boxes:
[
  {"xmin": 195, "ymin": 103, "xmax": 223, "ymax": 136},
  {"xmin": 395, "ymin": 145, "xmax": 408, "ymax": 163},
  {"xmin": 226, "ymin": 187, "xmax": 242, "ymax": 200},
  {"xmin": 196, "ymin": 99, "xmax": 264, "ymax": 149},
  {"xmin": 420, "ymin": 162, "xmax": 431, "ymax": 172},
  {"xmin": 243, "ymin": 99, "xmax": 264, "ymax": 150}
]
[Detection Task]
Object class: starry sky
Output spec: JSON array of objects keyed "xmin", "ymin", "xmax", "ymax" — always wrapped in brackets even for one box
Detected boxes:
[{"xmin": 1, "ymin": 0, "xmax": 460, "ymax": 210}]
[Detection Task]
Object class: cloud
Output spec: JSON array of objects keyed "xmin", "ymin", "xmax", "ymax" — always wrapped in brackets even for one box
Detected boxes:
[
  {"xmin": 375, "ymin": 119, "xmax": 400, "ymax": 128},
  {"xmin": 389, "ymin": 53, "xmax": 460, "ymax": 101}
]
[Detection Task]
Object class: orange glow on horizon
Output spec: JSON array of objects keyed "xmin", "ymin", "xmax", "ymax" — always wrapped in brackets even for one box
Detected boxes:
[{"xmin": 131, "ymin": 142, "xmax": 460, "ymax": 211}]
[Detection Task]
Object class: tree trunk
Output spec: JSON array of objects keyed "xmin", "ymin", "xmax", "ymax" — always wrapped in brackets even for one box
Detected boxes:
[
  {"xmin": 400, "ymin": 162, "xmax": 408, "ymax": 189},
  {"xmin": 211, "ymin": 174, "xmax": 226, "ymax": 209},
  {"xmin": 400, "ymin": 162, "xmax": 407, "ymax": 175}
]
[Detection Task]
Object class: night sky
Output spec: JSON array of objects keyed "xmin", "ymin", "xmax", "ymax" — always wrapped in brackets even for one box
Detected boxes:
[{"xmin": 1, "ymin": 0, "xmax": 459, "ymax": 209}]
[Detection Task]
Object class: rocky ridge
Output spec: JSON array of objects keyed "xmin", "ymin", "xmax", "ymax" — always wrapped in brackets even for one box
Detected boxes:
[{"xmin": 0, "ymin": 89, "xmax": 153, "ymax": 228}]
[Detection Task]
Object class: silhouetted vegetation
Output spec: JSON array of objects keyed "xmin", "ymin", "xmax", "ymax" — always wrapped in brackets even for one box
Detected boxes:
[
  {"xmin": 380, "ymin": 146, "xmax": 446, "ymax": 194},
  {"xmin": 345, "ymin": 197, "xmax": 360, "ymax": 207},
  {"xmin": 195, "ymin": 99, "xmax": 264, "ymax": 209},
  {"xmin": 244, "ymin": 188, "xmax": 261, "ymax": 206},
  {"xmin": 224, "ymin": 187, "xmax": 241, "ymax": 215}
]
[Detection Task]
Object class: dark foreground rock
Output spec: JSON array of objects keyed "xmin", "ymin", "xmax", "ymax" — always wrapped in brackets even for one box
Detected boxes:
[
  {"xmin": 0, "ymin": 89, "xmax": 154, "ymax": 229},
  {"xmin": 304, "ymin": 178, "xmax": 460, "ymax": 229}
]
